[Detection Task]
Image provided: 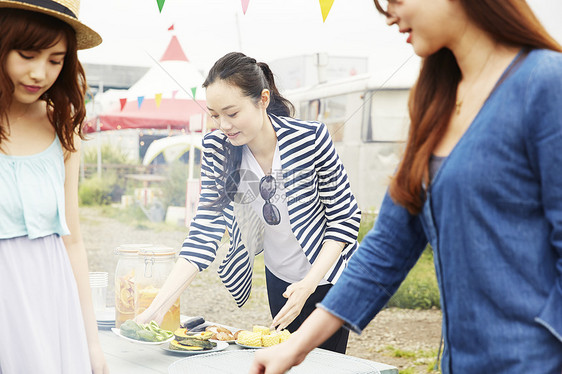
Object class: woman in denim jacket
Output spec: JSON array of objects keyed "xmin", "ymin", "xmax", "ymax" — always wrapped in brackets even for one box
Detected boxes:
[{"xmin": 251, "ymin": 0, "xmax": 562, "ymax": 373}]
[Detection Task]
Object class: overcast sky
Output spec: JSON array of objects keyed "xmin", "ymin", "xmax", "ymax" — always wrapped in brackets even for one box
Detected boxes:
[{"xmin": 77, "ymin": 0, "xmax": 562, "ymax": 74}]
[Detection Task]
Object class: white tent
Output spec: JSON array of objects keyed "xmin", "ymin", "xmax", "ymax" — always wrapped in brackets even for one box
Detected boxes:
[
  {"xmin": 126, "ymin": 35, "xmax": 206, "ymax": 101},
  {"xmin": 142, "ymin": 134, "xmax": 204, "ymax": 165},
  {"xmin": 85, "ymin": 35, "xmax": 207, "ymax": 133}
]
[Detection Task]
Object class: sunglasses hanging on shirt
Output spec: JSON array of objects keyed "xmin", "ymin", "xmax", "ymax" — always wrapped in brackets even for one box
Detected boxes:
[{"xmin": 259, "ymin": 175, "xmax": 281, "ymax": 225}]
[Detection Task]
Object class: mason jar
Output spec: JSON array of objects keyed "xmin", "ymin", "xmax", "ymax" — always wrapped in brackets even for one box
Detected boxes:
[
  {"xmin": 135, "ymin": 246, "xmax": 180, "ymax": 332},
  {"xmin": 114, "ymin": 244, "xmax": 152, "ymax": 328}
]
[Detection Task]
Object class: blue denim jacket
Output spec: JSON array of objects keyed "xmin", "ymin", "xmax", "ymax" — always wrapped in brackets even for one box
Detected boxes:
[{"xmin": 320, "ymin": 49, "xmax": 562, "ymax": 373}]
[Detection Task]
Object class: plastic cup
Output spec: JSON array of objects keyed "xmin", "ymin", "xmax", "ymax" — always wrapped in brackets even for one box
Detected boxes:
[{"xmin": 89, "ymin": 272, "xmax": 108, "ymax": 312}]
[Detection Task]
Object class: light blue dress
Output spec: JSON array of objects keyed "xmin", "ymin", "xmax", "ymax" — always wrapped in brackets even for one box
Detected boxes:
[{"xmin": 0, "ymin": 136, "xmax": 91, "ymax": 373}]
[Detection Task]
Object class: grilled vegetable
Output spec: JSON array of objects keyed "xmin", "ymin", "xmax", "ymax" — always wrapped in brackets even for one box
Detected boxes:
[
  {"xmin": 119, "ymin": 320, "xmax": 173, "ymax": 342},
  {"xmin": 176, "ymin": 337, "xmax": 216, "ymax": 349},
  {"xmin": 174, "ymin": 328, "xmax": 190, "ymax": 341},
  {"xmin": 181, "ymin": 316, "xmax": 206, "ymax": 330},
  {"xmin": 120, "ymin": 320, "xmax": 143, "ymax": 340},
  {"xmin": 169, "ymin": 340, "xmax": 204, "ymax": 351},
  {"xmin": 174, "ymin": 329, "xmax": 213, "ymax": 341}
]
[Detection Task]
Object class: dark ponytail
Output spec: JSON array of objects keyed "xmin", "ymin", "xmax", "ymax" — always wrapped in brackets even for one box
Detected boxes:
[
  {"xmin": 256, "ymin": 62, "xmax": 294, "ymax": 117},
  {"xmin": 203, "ymin": 52, "xmax": 294, "ymax": 210}
]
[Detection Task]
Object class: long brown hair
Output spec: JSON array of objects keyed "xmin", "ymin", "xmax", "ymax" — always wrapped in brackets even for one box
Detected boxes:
[
  {"xmin": 0, "ymin": 9, "xmax": 87, "ymax": 152},
  {"xmin": 373, "ymin": 0, "xmax": 562, "ymax": 214}
]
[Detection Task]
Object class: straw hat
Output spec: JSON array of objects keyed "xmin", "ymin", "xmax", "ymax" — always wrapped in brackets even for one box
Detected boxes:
[{"xmin": 0, "ymin": 0, "xmax": 102, "ymax": 49}]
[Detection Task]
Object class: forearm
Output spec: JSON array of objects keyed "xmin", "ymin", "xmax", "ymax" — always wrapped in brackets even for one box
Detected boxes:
[
  {"xmin": 142, "ymin": 257, "xmax": 199, "ymax": 322},
  {"xmin": 63, "ymin": 235, "xmax": 100, "ymax": 346},
  {"xmin": 302, "ymin": 239, "xmax": 345, "ymax": 289},
  {"xmin": 290, "ymin": 308, "xmax": 344, "ymax": 353}
]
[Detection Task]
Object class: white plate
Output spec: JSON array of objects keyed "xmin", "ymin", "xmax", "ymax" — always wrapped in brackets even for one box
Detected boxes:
[
  {"xmin": 96, "ymin": 307, "xmax": 115, "ymax": 322},
  {"xmin": 234, "ymin": 341, "xmax": 263, "ymax": 349},
  {"xmin": 97, "ymin": 322, "xmax": 115, "ymax": 330},
  {"xmin": 162, "ymin": 340, "xmax": 229, "ymax": 355},
  {"xmin": 111, "ymin": 328, "xmax": 173, "ymax": 345}
]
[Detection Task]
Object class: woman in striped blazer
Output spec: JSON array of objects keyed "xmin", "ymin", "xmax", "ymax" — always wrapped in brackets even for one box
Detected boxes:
[{"xmin": 137, "ymin": 52, "xmax": 361, "ymax": 353}]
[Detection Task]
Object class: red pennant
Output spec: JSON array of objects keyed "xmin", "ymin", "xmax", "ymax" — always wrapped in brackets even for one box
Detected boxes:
[
  {"xmin": 119, "ymin": 98, "xmax": 127, "ymax": 111},
  {"xmin": 168, "ymin": 24, "xmax": 174, "ymax": 31}
]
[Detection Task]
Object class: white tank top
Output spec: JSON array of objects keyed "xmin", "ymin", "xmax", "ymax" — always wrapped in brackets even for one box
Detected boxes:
[{"xmin": 239, "ymin": 144, "xmax": 328, "ymax": 285}]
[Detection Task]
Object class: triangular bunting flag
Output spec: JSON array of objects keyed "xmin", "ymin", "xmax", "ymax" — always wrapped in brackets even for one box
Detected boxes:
[
  {"xmin": 319, "ymin": 0, "xmax": 334, "ymax": 22},
  {"xmin": 172, "ymin": 90, "xmax": 178, "ymax": 99},
  {"xmin": 155, "ymin": 93, "xmax": 163, "ymax": 108},
  {"xmin": 137, "ymin": 96, "xmax": 145, "ymax": 109},
  {"xmin": 191, "ymin": 87, "xmax": 197, "ymax": 99},
  {"xmin": 156, "ymin": 0, "xmax": 165, "ymax": 13},
  {"xmin": 119, "ymin": 98, "xmax": 127, "ymax": 111},
  {"xmin": 168, "ymin": 24, "xmax": 174, "ymax": 31},
  {"xmin": 160, "ymin": 35, "xmax": 189, "ymax": 62},
  {"xmin": 241, "ymin": 0, "xmax": 250, "ymax": 14}
]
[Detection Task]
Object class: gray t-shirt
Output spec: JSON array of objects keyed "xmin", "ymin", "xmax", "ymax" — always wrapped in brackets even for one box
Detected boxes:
[{"xmin": 429, "ymin": 154, "xmax": 446, "ymax": 182}]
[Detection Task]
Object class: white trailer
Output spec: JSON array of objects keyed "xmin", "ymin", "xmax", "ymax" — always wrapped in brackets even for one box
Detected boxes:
[{"xmin": 285, "ymin": 73, "xmax": 412, "ymax": 211}]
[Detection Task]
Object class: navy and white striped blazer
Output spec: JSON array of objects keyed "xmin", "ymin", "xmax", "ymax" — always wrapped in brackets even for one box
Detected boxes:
[{"xmin": 180, "ymin": 114, "xmax": 361, "ymax": 307}]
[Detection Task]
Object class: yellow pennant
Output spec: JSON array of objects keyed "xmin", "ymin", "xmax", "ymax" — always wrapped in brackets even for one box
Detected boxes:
[
  {"xmin": 155, "ymin": 93, "xmax": 163, "ymax": 108},
  {"xmin": 319, "ymin": 0, "xmax": 334, "ymax": 22}
]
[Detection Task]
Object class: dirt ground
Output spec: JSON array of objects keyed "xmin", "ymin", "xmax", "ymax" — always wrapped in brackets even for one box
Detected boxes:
[{"xmin": 81, "ymin": 206, "xmax": 442, "ymax": 373}]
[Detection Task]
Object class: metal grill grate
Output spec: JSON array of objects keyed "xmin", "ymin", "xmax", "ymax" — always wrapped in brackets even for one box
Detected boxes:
[{"xmin": 168, "ymin": 349, "xmax": 381, "ymax": 374}]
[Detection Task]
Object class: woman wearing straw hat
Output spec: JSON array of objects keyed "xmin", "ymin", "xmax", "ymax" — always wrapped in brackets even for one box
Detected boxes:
[{"xmin": 0, "ymin": 1, "xmax": 107, "ymax": 373}]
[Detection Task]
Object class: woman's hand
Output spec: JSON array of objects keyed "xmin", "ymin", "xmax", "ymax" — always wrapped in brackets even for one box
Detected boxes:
[
  {"xmin": 134, "ymin": 306, "xmax": 164, "ymax": 326},
  {"xmin": 271, "ymin": 279, "xmax": 316, "ymax": 331},
  {"xmin": 251, "ymin": 309, "xmax": 344, "ymax": 374},
  {"xmin": 89, "ymin": 342, "xmax": 110, "ymax": 374},
  {"xmin": 134, "ymin": 258, "xmax": 199, "ymax": 326},
  {"xmin": 270, "ymin": 240, "xmax": 345, "ymax": 331},
  {"xmin": 248, "ymin": 341, "xmax": 307, "ymax": 374}
]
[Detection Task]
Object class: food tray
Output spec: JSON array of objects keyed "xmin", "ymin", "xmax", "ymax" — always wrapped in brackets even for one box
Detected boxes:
[{"xmin": 168, "ymin": 349, "xmax": 381, "ymax": 374}]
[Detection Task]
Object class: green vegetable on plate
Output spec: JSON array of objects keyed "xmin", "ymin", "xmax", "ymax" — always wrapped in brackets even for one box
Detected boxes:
[{"xmin": 120, "ymin": 320, "xmax": 173, "ymax": 342}]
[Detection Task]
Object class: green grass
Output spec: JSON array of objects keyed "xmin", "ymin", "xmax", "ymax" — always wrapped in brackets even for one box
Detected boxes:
[
  {"xmin": 357, "ymin": 210, "xmax": 377, "ymax": 242},
  {"xmin": 93, "ymin": 205, "xmax": 183, "ymax": 232},
  {"xmin": 385, "ymin": 346, "xmax": 441, "ymax": 374},
  {"xmin": 387, "ymin": 246, "xmax": 440, "ymax": 309},
  {"xmin": 358, "ymin": 211, "xmax": 440, "ymax": 310},
  {"xmin": 252, "ymin": 254, "xmax": 266, "ymax": 288},
  {"xmin": 399, "ymin": 368, "xmax": 415, "ymax": 374},
  {"xmin": 386, "ymin": 346, "xmax": 437, "ymax": 359},
  {"xmin": 387, "ymin": 346, "xmax": 418, "ymax": 358}
]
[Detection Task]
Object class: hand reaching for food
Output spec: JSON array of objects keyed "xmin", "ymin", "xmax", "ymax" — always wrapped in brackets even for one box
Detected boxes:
[
  {"xmin": 134, "ymin": 308, "xmax": 162, "ymax": 326},
  {"xmin": 271, "ymin": 280, "xmax": 316, "ymax": 331}
]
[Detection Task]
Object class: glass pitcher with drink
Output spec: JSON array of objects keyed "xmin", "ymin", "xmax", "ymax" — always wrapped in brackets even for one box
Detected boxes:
[{"xmin": 135, "ymin": 246, "xmax": 180, "ymax": 332}]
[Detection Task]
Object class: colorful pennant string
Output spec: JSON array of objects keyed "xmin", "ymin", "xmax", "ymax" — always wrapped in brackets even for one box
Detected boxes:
[
  {"xmin": 155, "ymin": 93, "xmax": 163, "ymax": 108},
  {"xmin": 156, "ymin": 0, "xmax": 165, "ymax": 13},
  {"xmin": 137, "ymin": 96, "xmax": 145, "ymax": 109},
  {"xmin": 168, "ymin": 24, "xmax": 174, "ymax": 31},
  {"xmin": 191, "ymin": 87, "xmax": 197, "ymax": 99},
  {"xmin": 241, "ymin": 0, "xmax": 250, "ymax": 14},
  {"xmin": 319, "ymin": 0, "xmax": 334, "ymax": 22},
  {"xmin": 119, "ymin": 98, "xmax": 127, "ymax": 111}
]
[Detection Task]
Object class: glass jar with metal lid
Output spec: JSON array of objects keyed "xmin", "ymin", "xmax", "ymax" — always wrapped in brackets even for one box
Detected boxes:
[
  {"xmin": 135, "ymin": 246, "xmax": 180, "ymax": 332},
  {"xmin": 114, "ymin": 244, "xmax": 153, "ymax": 328}
]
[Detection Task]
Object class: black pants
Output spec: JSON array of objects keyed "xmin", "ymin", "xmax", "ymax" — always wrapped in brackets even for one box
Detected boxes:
[{"xmin": 265, "ymin": 267, "xmax": 349, "ymax": 354}]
